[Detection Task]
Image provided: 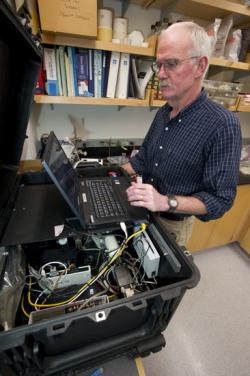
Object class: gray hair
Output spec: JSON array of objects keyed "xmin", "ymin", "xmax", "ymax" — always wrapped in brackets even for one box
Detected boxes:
[{"xmin": 160, "ymin": 21, "xmax": 212, "ymax": 60}]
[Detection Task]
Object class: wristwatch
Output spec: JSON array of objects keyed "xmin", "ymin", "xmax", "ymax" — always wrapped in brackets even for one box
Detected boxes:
[{"xmin": 167, "ymin": 195, "xmax": 178, "ymax": 211}]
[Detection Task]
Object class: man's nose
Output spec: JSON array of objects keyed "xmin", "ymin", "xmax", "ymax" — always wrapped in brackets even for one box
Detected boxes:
[{"xmin": 158, "ymin": 65, "xmax": 168, "ymax": 78}]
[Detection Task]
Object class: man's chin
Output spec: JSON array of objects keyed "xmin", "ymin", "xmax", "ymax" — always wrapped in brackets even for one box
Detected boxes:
[{"xmin": 160, "ymin": 90, "xmax": 174, "ymax": 101}]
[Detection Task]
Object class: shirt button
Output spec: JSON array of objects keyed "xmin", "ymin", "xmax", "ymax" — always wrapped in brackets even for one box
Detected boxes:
[
  {"xmin": 165, "ymin": 127, "xmax": 169, "ymax": 131},
  {"xmin": 159, "ymin": 146, "xmax": 163, "ymax": 149},
  {"xmin": 151, "ymin": 178, "xmax": 154, "ymax": 182},
  {"xmin": 155, "ymin": 163, "xmax": 158, "ymax": 167},
  {"xmin": 178, "ymin": 119, "xmax": 182, "ymax": 123}
]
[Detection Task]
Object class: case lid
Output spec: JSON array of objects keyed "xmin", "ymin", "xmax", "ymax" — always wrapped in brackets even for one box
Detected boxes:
[{"xmin": 0, "ymin": 0, "xmax": 42, "ymax": 168}]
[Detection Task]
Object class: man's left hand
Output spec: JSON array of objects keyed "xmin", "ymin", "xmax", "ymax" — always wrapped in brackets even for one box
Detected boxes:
[{"xmin": 126, "ymin": 182, "xmax": 169, "ymax": 212}]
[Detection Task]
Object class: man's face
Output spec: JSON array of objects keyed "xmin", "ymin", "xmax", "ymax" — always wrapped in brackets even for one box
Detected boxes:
[{"xmin": 156, "ymin": 31, "xmax": 200, "ymax": 103}]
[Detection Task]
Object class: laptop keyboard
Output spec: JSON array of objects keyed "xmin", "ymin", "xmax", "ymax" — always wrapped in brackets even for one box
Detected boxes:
[{"xmin": 86, "ymin": 179, "xmax": 125, "ymax": 218}]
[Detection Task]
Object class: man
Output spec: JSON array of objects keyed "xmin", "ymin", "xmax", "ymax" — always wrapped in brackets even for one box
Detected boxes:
[{"xmin": 122, "ymin": 22, "xmax": 242, "ymax": 247}]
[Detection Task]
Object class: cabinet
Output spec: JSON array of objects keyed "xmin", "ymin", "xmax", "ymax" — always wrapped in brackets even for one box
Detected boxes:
[
  {"xmin": 240, "ymin": 225, "xmax": 250, "ymax": 254},
  {"xmin": 187, "ymin": 185, "xmax": 250, "ymax": 252},
  {"xmin": 36, "ymin": 0, "xmax": 250, "ymax": 109},
  {"xmin": 132, "ymin": 0, "xmax": 250, "ymax": 20}
]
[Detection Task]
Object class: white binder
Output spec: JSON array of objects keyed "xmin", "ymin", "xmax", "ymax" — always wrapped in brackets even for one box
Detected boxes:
[
  {"xmin": 115, "ymin": 53, "xmax": 130, "ymax": 99},
  {"xmin": 106, "ymin": 51, "xmax": 120, "ymax": 98}
]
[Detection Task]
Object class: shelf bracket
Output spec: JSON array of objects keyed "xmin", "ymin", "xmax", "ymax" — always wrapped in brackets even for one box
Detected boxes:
[
  {"xmin": 117, "ymin": 105, "xmax": 125, "ymax": 111},
  {"xmin": 50, "ymin": 104, "xmax": 55, "ymax": 110}
]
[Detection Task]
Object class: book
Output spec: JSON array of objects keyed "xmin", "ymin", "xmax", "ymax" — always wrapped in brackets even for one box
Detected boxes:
[
  {"xmin": 115, "ymin": 53, "xmax": 130, "ymax": 99},
  {"xmin": 77, "ymin": 48, "xmax": 89, "ymax": 96},
  {"xmin": 106, "ymin": 51, "xmax": 120, "ymax": 98},
  {"xmin": 43, "ymin": 47, "xmax": 58, "ymax": 96},
  {"xmin": 94, "ymin": 49, "xmax": 102, "ymax": 98},
  {"xmin": 58, "ymin": 46, "xmax": 67, "ymax": 96}
]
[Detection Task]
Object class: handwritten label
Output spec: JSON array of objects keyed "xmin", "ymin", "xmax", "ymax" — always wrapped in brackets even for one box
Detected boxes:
[{"xmin": 59, "ymin": 0, "xmax": 90, "ymax": 21}]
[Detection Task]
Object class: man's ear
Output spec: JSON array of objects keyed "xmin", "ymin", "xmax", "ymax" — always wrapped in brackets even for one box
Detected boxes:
[{"xmin": 194, "ymin": 56, "xmax": 209, "ymax": 78}]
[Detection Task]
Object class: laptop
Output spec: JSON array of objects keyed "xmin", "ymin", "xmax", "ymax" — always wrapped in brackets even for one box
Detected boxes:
[{"xmin": 42, "ymin": 132, "xmax": 148, "ymax": 231}]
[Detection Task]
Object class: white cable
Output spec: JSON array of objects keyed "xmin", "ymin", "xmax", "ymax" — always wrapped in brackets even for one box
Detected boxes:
[
  {"xmin": 73, "ymin": 158, "xmax": 87, "ymax": 169},
  {"xmin": 34, "ymin": 289, "xmax": 50, "ymax": 311},
  {"xmin": 120, "ymin": 222, "xmax": 128, "ymax": 239},
  {"xmin": 39, "ymin": 261, "xmax": 67, "ymax": 277}
]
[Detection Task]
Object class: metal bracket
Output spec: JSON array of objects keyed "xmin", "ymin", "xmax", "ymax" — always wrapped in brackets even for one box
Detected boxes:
[{"xmin": 117, "ymin": 105, "xmax": 125, "ymax": 111}]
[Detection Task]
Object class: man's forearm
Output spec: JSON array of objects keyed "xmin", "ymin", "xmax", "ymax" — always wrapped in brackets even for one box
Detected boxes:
[
  {"xmin": 121, "ymin": 162, "xmax": 136, "ymax": 176},
  {"xmin": 175, "ymin": 195, "xmax": 207, "ymax": 215}
]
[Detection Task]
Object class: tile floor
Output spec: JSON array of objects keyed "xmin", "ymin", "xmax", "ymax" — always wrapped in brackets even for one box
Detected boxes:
[{"xmin": 142, "ymin": 243, "xmax": 250, "ymax": 376}]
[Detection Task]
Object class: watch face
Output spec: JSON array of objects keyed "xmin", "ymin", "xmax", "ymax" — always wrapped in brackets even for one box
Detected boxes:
[
  {"xmin": 168, "ymin": 196, "xmax": 178, "ymax": 210},
  {"xmin": 169, "ymin": 198, "xmax": 178, "ymax": 208}
]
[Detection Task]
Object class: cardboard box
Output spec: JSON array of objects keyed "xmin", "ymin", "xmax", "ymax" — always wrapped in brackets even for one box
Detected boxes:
[{"xmin": 37, "ymin": 0, "xmax": 97, "ymax": 37}]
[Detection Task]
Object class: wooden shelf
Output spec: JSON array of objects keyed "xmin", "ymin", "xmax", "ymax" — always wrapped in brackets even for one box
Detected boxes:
[
  {"xmin": 150, "ymin": 99, "xmax": 166, "ymax": 107},
  {"xmin": 210, "ymin": 58, "xmax": 250, "ymax": 71},
  {"xmin": 35, "ymin": 94, "xmax": 249, "ymax": 111},
  {"xmin": 41, "ymin": 34, "xmax": 156, "ymax": 57},
  {"xmin": 34, "ymin": 95, "xmax": 150, "ymax": 107},
  {"xmin": 134, "ymin": 0, "xmax": 250, "ymax": 22},
  {"xmin": 237, "ymin": 105, "xmax": 250, "ymax": 112},
  {"xmin": 150, "ymin": 98, "xmax": 239, "ymax": 112}
]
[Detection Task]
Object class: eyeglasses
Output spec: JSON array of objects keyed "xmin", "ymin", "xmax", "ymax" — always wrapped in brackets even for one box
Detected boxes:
[{"xmin": 151, "ymin": 56, "xmax": 200, "ymax": 73}]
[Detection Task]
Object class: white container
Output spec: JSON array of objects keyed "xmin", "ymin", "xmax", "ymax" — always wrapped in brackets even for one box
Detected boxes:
[
  {"xmin": 113, "ymin": 17, "xmax": 128, "ymax": 41},
  {"xmin": 97, "ymin": 9, "xmax": 112, "ymax": 42}
]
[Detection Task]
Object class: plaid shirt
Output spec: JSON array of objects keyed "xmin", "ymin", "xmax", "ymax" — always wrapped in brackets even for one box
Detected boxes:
[{"xmin": 130, "ymin": 90, "xmax": 242, "ymax": 221}]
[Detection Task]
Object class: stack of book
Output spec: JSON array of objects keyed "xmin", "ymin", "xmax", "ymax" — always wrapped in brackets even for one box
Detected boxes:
[{"xmin": 39, "ymin": 46, "xmax": 153, "ymax": 100}]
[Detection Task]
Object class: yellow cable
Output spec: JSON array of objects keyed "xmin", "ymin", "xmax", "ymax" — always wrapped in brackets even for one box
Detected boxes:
[
  {"xmin": 21, "ymin": 296, "xmax": 30, "ymax": 318},
  {"xmin": 28, "ymin": 223, "xmax": 147, "ymax": 309}
]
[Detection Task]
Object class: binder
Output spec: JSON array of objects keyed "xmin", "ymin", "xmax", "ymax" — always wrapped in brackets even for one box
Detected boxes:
[
  {"xmin": 67, "ymin": 47, "xmax": 76, "ymax": 96},
  {"xmin": 106, "ymin": 51, "xmax": 120, "ymax": 98},
  {"xmin": 58, "ymin": 46, "xmax": 67, "ymax": 96},
  {"xmin": 115, "ymin": 53, "xmax": 130, "ymax": 99},
  {"xmin": 35, "ymin": 66, "xmax": 45, "ymax": 95},
  {"xmin": 43, "ymin": 48, "xmax": 58, "ymax": 96},
  {"xmin": 55, "ymin": 47, "xmax": 62, "ymax": 96},
  {"xmin": 101, "ymin": 50, "xmax": 110, "ymax": 97},
  {"xmin": 88, "ymin": 49, "xmax": 94, "ymax": 97},
  {"xmin": 77, "ymin": 48, "xmax": 89, "ymax": 96},
  {"xmin": 64, "ymin": 49, "xmax": 73, "ymax": 96},
  {"xmin": 94, "ymin": 49, "xmax": 102, "ymax": 98},
  {"xmin": 71, "ymin": 47, "xmax": 79, "ymax": 96}
]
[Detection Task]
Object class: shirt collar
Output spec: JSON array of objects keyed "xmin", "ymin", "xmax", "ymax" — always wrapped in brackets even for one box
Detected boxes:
[{"xmin": 162, "ymin": 89, "xmax": 207, "ymax": 118}]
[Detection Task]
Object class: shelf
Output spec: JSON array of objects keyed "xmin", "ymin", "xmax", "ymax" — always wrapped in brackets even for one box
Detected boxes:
[
  {"xmin": 150, "ymin": 99, "xmax": 239, "ymax": 112},
  {"xmin": 210, "ymin": 58, "xmax": 250, "ymax": 71},
  {"xmin": 34, "ymin": 95, "xmax": 250, "ymax": 111},
  {"xmin": 150, "ymin": 99, "xmax": 166, "ymax": 107},
  {"xmin": 134, "ymin": 0, "xmax": 250, "ymax": 22},
  {"xmin": 34, "ymin": 95, "xmax": 150, "ymax": 107},
  {"xmin": 41, "ymin": 34, "xmax": 156, "ymax": 57},
  {"xmin": 237, "ymin": 105, "xmax": 250, "ymax": 112}
]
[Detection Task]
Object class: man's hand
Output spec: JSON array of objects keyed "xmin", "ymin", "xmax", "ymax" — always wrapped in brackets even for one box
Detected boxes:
[{"xmin": 126, "ymin": 182, "xmax": 169, "ymax": 212}]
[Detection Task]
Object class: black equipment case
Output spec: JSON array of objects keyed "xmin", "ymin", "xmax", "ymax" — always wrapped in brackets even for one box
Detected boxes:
[{"xmin": 0, "ymin": 2, "xmax": 200, "ymax": 375}]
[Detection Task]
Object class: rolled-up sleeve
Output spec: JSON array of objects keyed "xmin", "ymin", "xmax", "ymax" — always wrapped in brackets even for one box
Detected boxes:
[{"xmin": 193, "ymin": 119, "xmax": 242, "ymax": 221}]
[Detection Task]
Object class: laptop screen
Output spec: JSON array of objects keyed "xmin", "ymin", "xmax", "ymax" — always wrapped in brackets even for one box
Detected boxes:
[{"xmin": 42, "ymin": 132, "xmax": 84, "ymax": 227}]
